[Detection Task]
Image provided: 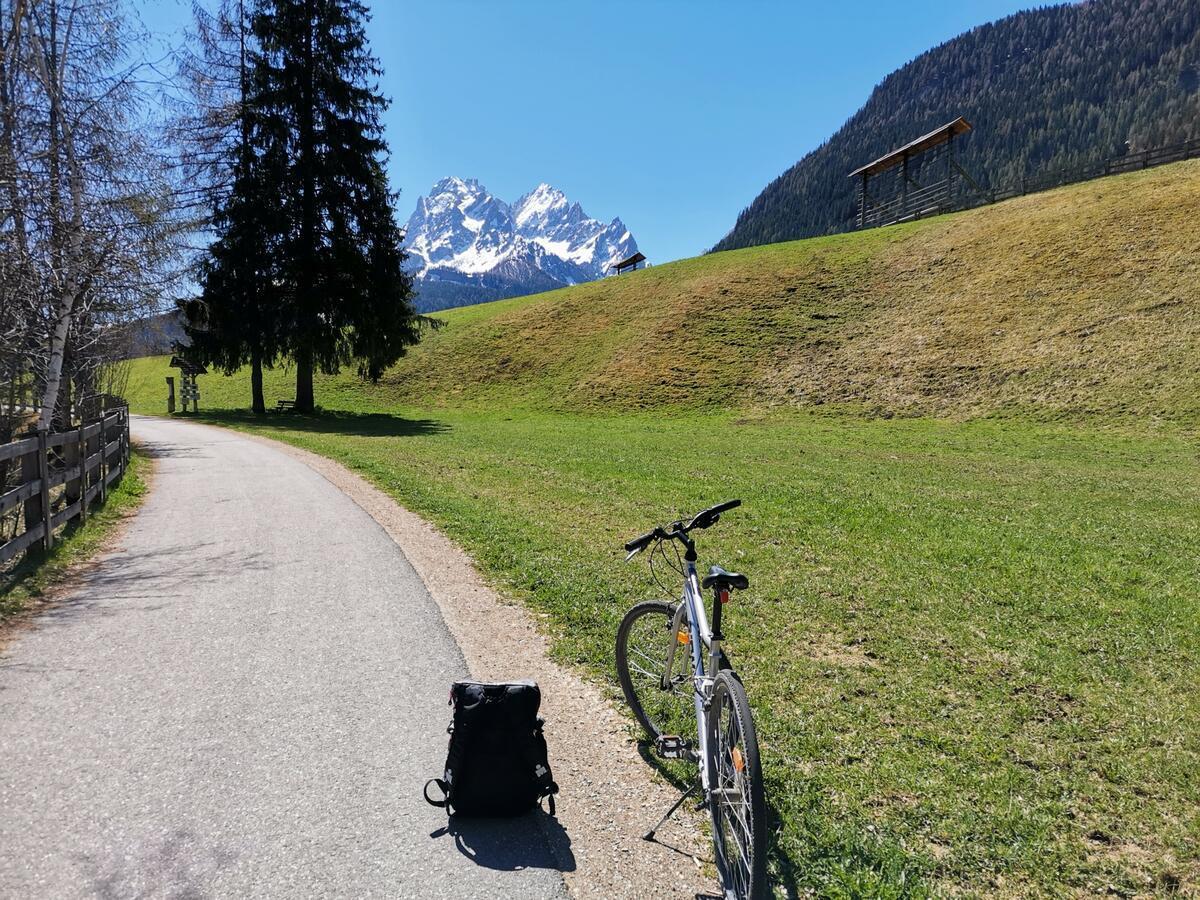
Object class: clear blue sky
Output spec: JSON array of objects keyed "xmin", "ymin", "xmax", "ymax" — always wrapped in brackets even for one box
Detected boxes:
[{"xmin": 139, "ymin": 0, "xmax": 1037, "ymax": 263}]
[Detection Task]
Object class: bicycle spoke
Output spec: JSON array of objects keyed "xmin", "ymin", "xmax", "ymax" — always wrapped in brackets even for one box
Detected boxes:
[
  {"xmin": 627, "ymin": 661, "xmax": 661, "ymax": 680},
  {"xmin": 630, "ymin": 645, "xmax": 666, "ymax": 669}
]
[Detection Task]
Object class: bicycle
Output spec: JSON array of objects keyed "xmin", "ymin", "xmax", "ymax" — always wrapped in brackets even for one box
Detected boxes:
[{"xmin": 615, "ymin": 499, "xmax": 768, "ymax": 900}]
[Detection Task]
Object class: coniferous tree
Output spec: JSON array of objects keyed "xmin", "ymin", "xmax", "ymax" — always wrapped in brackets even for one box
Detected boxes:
[
  {"xmin": 249, "ymin": 0, "xmax": 420, "ymax": 412},
  {"xmin": 179, "ymin": 0, "xmax": 279, "ymax": 414}
]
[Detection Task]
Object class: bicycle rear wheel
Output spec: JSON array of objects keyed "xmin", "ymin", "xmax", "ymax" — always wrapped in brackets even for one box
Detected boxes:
[
  {"xmin": 708, "ymin": 670, "xmax": 768, "ymax": 900},
  {"xmin": 615, "ymin": 601, "xmax": 696, "ymax": 746}
]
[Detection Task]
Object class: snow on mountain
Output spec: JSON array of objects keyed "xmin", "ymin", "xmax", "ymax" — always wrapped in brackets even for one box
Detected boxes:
[{"xmin": 403, "ymin": 178, "xmax": 639, "ymax": 311}]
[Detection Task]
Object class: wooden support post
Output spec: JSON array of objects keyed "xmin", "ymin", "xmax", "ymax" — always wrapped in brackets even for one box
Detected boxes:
[
  {"xmin": 857, "ymin": 174, "xmax": 867, "ymax": 228},
  {"xmin": 76, "ymin": 423, "xmax": 88, "ymax": 525},
  {"xmin": 65, "ymin": 424, "xmax": 81, "ymax": 510},
  {"xmin": 946, "ymin": 133, "xmax": 956, "ymax": 209},
  {"xmin": 37, "ymin": 429, "xmax": 52, "ymax": 551},
  {"xmin": 20, "ymin": 439, "xmax": 41, "ymax": 549},
  {"xmin": 98, "ymin": 419, "xmax": 107, "ymax": 505},
  {"xmin": 166, "ymin": 376, "xmax": 176, "ymax": 414},
  {"xmin": 901, "ymin": 153, "xmax": 909, "ymax": 216}
]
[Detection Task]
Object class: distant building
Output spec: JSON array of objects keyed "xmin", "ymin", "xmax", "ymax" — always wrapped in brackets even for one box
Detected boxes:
[
  {"xmin": 611, "ymin": 252, "xmax": 647, "ymax": 275},
  {"xmin": 849, "ymin": 117, "xmax": 986, "ymax": 229}
]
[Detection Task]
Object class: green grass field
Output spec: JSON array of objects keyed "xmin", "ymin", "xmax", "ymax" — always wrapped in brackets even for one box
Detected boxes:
[{"xmin": 125, "ymin": 164, "xmax": 1200, "ymax": 896}]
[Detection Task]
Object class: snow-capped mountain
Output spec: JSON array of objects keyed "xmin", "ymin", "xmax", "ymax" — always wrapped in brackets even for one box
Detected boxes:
[{"xmin": 404, "ymin": 177, "xmax": 639, "ymax": 311}]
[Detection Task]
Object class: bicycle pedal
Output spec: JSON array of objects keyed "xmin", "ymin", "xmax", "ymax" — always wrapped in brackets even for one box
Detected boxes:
[{"xmin": 654, "ymin": 735, "xmax": 689, "ymax": 759}]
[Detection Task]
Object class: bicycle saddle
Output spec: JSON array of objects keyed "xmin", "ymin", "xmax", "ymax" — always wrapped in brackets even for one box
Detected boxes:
[{"xmin": 702, "ymin": 565, "xmax": 749, "ymax": 592}]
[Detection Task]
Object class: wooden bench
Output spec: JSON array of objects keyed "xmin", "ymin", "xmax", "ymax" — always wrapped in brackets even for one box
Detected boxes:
[{"xmin": 275, "ymin": 399, "xmax": 296, "ymax": 413}]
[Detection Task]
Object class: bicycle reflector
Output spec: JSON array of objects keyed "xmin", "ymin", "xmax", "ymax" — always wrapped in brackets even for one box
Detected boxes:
[
  {"xmin": 732, "ymin": 747, "xmax": 745, "ymax": 773},
  {"xmin": 719, "ymin": 590, "xmax": 731, "ymax": 605}
]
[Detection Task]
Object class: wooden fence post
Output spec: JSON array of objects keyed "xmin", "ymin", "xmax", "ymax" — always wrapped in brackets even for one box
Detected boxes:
[
  {"xmin": 76, "ymin": 423, "xmax": 88, "ymax": 525},
  {"xmin": 37, "ymin": 429, "xmax": 52, "ymax": 552},
  {"xmin": 20, "ymin": 437, "xmax": 41, "ymax": 550},
  {"xmin": 98, "ymin": 418, "xmax": 108, "ymax": 505},
  {"xmin": 64, "ymin": 424, "xmax": 81, "ymax": 513}
]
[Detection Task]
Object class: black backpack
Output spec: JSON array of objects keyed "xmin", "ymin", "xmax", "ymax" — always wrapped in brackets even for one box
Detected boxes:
[{"xmin": 423, "ymin": 680, "xmax": 558, "ymax": 817}]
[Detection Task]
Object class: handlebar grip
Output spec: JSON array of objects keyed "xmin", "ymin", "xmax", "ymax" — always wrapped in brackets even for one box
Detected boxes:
[
  {"xmin": 688, "ymin": 498, "xmax": 742, "ymax": 530},
  {"xmin": 624, "ymin": 530, "xmax": 658, "ymax": 553}
]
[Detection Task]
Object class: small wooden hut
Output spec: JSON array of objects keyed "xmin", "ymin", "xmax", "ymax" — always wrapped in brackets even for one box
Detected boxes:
[
  {"xmin": 849, "ymin": 117, "xmax": 987, "ymax": 228},
  {"xmin": 611, "ymin": 252, "xmax": 647, "ymax": 275}
]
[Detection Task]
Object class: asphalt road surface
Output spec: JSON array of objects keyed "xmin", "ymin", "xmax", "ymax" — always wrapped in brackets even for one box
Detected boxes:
[{"xmin": 0, "ymin": 416, "xmax": 568, "ymax": 899}]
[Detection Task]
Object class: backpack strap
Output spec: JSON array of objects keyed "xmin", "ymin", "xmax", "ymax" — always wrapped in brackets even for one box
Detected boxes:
[
  {"xmin": 423, "ymin": 778, "xmax": 450, "ymax": 808},
  {"xmin": 427, "ymin": 712, "xmax": 473, "ymax": 815},
  {"xmin": 527, "ymin": 721, "xmax": 559, "ymax": 815}
]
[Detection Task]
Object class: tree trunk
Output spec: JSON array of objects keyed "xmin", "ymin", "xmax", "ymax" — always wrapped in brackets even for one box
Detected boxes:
[
  {"xmin": 53, "ymin": 355, "xmax": 72, "ymax": 429},
  {"xmin": 250, "ymin": 349, "xmax": 265, "ymax": 414},
  {"xmin": 32, "ymin": 0, "xmax": 85, "ymax": 432},
  {"xmin": 295, "ymin": 346, "xmax": 313, "ymax": 413},
  {"xmin": 39, "ymin": 292, "xmax": 74, "ymax": 429},
  {"xmin": 294, "ymin": 0, "xmax": 316, "ymax": 416}
]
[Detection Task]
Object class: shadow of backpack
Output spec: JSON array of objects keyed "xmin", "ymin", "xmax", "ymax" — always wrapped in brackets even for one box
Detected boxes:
[{"xmin": 424, "ymin": 680, "xmax": 559, "ymax": 817}]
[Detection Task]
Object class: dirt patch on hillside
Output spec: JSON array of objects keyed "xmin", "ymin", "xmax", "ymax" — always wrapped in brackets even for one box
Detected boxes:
[{"xmin": 259, "ymin": 437, "xmax": 714, "ymax": 900}]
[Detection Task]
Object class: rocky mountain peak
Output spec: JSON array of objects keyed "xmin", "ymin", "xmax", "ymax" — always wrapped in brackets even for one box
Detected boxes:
[{"xmin": 404, "ymin": 178, "xmax": 640, "ymax": 312}]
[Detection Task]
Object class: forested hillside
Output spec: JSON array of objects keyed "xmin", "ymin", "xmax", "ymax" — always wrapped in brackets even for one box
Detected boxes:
[{"xmin": 714, "ymin": 0, "xmax": 1200, "ymax": 251}]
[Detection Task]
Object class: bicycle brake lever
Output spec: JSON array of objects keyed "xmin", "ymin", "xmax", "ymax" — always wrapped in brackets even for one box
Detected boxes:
[{"xmin": 625, "ymin": 548, "xmax": 641, "ymax": 562}]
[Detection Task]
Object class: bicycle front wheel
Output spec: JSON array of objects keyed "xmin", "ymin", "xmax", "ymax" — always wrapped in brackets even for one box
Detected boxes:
[
  {"xmin": 615, "ymin": 600, "xmax": 696, "ymax": 746},
  {"xmin": 708, "ymin": 670, "xmax": 768, "ymax": 900}
]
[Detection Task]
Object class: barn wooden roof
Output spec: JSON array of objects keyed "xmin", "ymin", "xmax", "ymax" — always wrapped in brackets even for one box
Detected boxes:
[
  {"xmin": 612, "ymin": 251, "xmax": 646, "ymax": 270},
  {"xmin": 848, "ymin": 117, "xmax": 973, "ymax": 179},
  {"xmin": 169, "ymin": 356, "xmax": 207, "ymax": 375}
]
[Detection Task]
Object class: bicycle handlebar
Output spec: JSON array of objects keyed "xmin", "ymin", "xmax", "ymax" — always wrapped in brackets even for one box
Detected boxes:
[
  {"xmin": 623, "ymin": 499, "xmax": 741, "ymax": 556},
  {"xmin": 623, "ymin": 528, "xmax": 662, "ymax": 554}
]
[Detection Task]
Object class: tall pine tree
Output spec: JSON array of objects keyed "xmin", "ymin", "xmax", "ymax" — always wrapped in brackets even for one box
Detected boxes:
[
  {"xmin": 249, "ymin": 0, "xmax": 420, "ymax": 412},
  {"xmin": 180, "ymin": 0, "xmax": 280, "ymax": 414}
]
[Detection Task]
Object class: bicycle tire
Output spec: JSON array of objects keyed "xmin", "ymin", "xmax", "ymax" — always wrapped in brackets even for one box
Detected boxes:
[
  {"xmin": 615, "ymin": 600, "xmax": 696, "ymax": 745},
  {"xmin": 708, "ymin": 670, "xmax": 768, "ymax": 900}
]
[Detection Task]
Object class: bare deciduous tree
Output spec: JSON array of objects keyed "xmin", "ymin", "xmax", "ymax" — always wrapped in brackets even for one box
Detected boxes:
[{"xmin": 0, "ymin": 0, "xmax": 182, "ymax": 435}]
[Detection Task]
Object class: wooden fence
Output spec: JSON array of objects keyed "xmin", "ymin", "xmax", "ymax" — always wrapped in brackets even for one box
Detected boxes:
[
  {"xmin": 0, "ymin": 406, "xmax": 131, "ymax": 567},
  {"xmin": 861, "ymin": 137, "xmax": 1200, "ymax": 229}
]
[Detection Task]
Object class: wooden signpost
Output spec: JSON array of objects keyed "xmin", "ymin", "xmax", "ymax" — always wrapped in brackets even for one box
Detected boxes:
[{"xmin": 169, "ymin": 357, "xmax": 206, "ymax": 414}]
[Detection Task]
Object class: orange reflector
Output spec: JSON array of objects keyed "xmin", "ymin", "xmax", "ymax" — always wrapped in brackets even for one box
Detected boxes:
[
  {"xmin": 732, "ymin": 747, "xmax": 745, "ymax": 772},
  {"xmin": 676, "ymin": 629, "xmax": 689, "ymax": 645}
]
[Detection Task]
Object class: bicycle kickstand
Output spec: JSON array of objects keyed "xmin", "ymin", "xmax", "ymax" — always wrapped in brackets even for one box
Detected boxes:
[{"xmin": 643, "ymin": 780, "xmax": 701, "ymax": 841}]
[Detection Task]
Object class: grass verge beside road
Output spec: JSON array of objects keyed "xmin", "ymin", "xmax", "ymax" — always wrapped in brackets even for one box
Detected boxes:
[
  {"xmin": 1, "ymin": 450, "xmax": 149, "ymax": 623},
  {"xmin": 124, "ymin": 393, "xmax": 1200, "ymax": 897}
]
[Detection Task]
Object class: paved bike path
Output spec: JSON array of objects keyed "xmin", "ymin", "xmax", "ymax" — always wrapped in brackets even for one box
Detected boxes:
[{"xmin": 0, "ymin": 416, "xmax": 566, "ymax": 899}]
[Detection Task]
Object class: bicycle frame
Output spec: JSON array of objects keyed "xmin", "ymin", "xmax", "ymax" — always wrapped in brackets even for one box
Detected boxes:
[{"xmin": 663, "ymin": 555, "xmax": 723, "ymax": 791}]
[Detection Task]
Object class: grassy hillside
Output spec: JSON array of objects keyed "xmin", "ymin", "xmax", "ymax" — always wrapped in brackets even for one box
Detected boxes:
[
  {"xmin": 124, "ymin": 166, "xmax": 1200, "ymax": 896},
  {"xmin": 131, "ymin": 160, "xmax": 1200, "ymax": 425}
]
